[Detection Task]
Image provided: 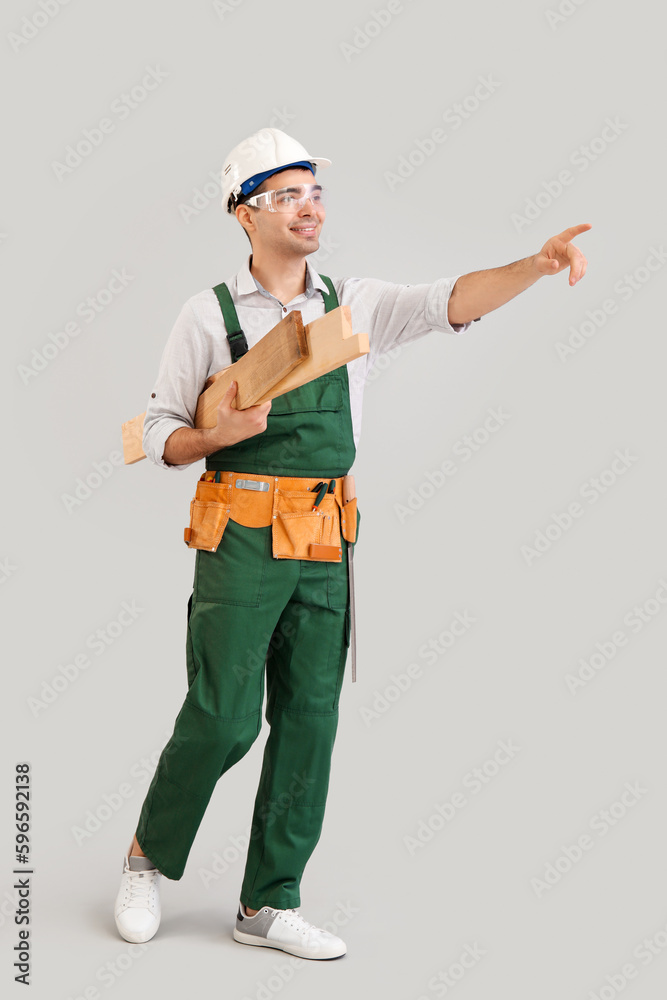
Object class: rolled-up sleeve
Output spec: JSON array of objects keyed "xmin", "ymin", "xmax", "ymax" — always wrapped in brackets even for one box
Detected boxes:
[
  {"xmin": 424, "ymin": 275, "xmax": 475, "ymax": 335},
  {"xmin": 359, "ymin": 273, "xmax": 476, "ymax": 365},
  {"xmin": 142, "ymin": 300, "xmax": 210, "ymax": 470}
]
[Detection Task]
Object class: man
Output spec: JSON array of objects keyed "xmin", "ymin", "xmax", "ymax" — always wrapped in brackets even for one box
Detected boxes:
[{"xmin": 113, "ymin": 128, "xmax": 590, "ymax": 959}]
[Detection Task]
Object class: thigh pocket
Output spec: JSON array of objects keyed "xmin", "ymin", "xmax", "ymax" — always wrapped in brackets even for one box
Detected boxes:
[
  {"xmin": 195, "ymin": 519, "xmax": 269, "ymax": 607},
  {"xmin": 272, "ymin": 489, "xmax": 341, "ymax": 560}
]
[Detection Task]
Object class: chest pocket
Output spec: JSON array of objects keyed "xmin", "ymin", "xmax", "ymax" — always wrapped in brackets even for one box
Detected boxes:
[{"xmin": 267, "ymin": 374, "xmax": 343, "ymax": 416}]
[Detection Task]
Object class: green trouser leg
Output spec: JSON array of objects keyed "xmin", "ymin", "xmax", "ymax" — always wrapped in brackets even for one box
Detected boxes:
[
  {"xmin": 240, "ymin": 552, "xmax": 350, "ymax": 910},
  {"xmin": 135, "ymin": 518, "xmax": 350, "ymax": 908}
]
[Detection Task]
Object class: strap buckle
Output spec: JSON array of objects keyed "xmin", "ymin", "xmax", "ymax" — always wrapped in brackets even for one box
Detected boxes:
[{"xmin": 235, "ymin": 479, "xmax": 269, "ymax": 492}]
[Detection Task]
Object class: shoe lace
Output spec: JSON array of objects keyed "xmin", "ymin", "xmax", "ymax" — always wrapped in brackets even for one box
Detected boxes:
[
  {"xmin": 280, "ymin": 907, "xmax": 325, "ymax": 936},
  {"xmin": 124, "ymin": 869, "xmax": 158, "ymax": 907}
]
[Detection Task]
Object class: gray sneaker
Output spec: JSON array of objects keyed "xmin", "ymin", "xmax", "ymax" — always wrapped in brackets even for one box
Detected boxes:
[{"xmin": 233, "ymin": 901, "xmax": 346, "ymax": 960}]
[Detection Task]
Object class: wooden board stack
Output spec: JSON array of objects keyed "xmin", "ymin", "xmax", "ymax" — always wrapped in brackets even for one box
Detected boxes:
[{"xmin": 122, "ymin": 305, "xmax": 369, "ymax": 465}]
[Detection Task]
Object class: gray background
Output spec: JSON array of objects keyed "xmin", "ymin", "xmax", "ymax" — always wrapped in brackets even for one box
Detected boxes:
[{"xmin": 3, "ymin": 0, "xmax": 666, "ymax": 997}]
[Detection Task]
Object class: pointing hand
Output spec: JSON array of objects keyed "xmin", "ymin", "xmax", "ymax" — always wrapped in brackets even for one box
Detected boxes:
[{"xmin": 534, "ymin": 223, "xmax": 592, "ymax": 286}]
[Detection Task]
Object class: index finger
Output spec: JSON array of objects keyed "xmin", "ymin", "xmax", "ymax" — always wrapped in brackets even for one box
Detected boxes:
[{"xmin": 557, "ymin": 223, "xmax": 593, "ymax": 243}]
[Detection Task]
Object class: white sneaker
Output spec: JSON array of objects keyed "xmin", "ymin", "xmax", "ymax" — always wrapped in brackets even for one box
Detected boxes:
[
  {"xmin": 233, "ymin": 901, "xmax": 346, "ymax": 960},
  {"xmin": 114, "ymin": 855, "xmax": 161, "ymax": 943}
]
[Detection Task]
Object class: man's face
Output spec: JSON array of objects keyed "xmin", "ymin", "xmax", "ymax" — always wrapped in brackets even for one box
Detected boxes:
[{"xmin": 236, "ymin": 167, "xmax": 326, "ymax": 257}]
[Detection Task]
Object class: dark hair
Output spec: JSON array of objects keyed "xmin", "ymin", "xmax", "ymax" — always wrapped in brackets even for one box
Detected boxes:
[{"xmin": 234, "ymin": 182, "xmax": 268, "ymax": 246}]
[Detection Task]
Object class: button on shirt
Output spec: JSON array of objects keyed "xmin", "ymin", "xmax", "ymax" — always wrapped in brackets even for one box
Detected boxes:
[{"xmin": 143, "ymin": 254, "xmax": 477, "ymax": 471}]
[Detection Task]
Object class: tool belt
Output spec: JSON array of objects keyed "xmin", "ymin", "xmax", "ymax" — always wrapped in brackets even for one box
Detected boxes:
[{"xmin": 184, "ymin": 470, "xmax": 358, "ymax": 562}]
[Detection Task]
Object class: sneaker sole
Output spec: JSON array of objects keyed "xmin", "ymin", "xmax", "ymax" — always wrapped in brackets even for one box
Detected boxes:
[
  {"xmin": 114, "ymin": 916, "xmax": 160, "ymax": 944},
  {"xmin": 233, "ymin": 927, "xmax": 346, "ymax": 960}
]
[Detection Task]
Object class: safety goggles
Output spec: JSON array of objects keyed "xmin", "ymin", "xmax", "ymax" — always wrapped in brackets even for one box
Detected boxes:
[{"xmin": 242, "ymin": 183, "xmax": 326, "ymax": 213}]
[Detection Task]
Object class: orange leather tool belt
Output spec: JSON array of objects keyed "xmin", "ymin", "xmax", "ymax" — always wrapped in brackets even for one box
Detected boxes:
[{"xmin": 184, "ymin": 470, "xmax": 358, "ymax": 562}]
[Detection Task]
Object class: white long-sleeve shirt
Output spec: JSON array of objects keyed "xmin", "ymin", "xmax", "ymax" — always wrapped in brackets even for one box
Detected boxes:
[{"xmin": 142, "ymin": 253, "xmax": 477, "ymax": 471}]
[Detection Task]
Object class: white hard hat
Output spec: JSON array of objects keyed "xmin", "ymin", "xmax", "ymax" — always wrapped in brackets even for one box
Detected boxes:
[{"xmin": 221, "ymin": 127, "xmax": 331, "ymax": 215}]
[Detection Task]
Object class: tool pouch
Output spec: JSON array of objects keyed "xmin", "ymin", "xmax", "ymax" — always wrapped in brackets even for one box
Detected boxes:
[
  {"xmin": 183, "ymin": 479, "xmax": 232, "ymax": 552},
  {"xmin": 272, "ymin": 487, "xmax": 342, "ymax": 561},
  {"xmin": 340, "ymin": 497, "xmax": 358, "ymax": 544}
]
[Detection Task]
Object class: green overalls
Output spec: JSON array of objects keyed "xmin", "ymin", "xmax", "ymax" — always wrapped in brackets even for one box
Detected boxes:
[{"xmin": 135, "ymin": 276, "xmax": 361, "ymax": 911}]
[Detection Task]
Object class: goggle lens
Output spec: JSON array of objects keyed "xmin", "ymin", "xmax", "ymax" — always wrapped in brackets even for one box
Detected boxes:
[{"xmin": 246, "ymin": 184, "xmax": 326, "ymax": 213}]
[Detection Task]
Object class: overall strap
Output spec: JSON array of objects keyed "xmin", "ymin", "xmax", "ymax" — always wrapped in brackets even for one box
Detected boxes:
[
  {"xmin": 319, "ymin": 274, "xmax": 338, "ymax": 313},
  {"xmin": 213, "ymin": 276, "xmax": 338, "ymax": 360},
  {"xmin": 212, "ymin": 281, "xmax": 248, "ymax": 362}
]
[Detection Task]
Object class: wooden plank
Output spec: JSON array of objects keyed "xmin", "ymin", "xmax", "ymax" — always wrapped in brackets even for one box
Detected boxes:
[
  {"xmin": 194, "ymin": 311, "xmax": 307, "ymax": 426},
  {"xmin": 253, "ymin": 305, "xmax": 368, "ymax": 402},
  {"xmin": 123, "ymin": 361, "xmax": 238, "ymax": 463},
  {"xmin": 122, "ymin": 311, "xmax": 308, "ymax": 465},
  {"xmin": 122, "ymin": 305, "xmax": 370, "ymax": 465},
  {"xmin": 121, "ymin": 414, "xmax": 148, "ymax": 466},
  {"xmin": 203, "ymin": 365, "xmax": 233, "ymax": 391},
  {"xmin": 194, "ymin": 307, "xmax": 368, "ymax": 414}
]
